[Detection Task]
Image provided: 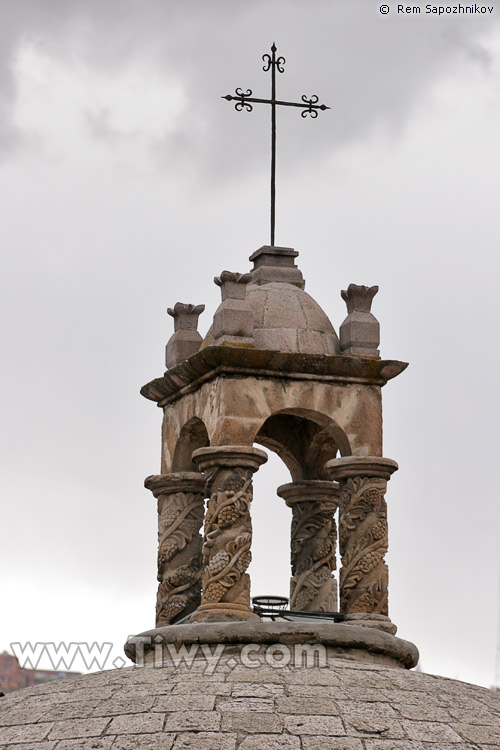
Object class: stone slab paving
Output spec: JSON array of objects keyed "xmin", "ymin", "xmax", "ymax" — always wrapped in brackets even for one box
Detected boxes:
[{"xmin": 0, "ymin": 657, "xmax": 499, "ymax": 748}]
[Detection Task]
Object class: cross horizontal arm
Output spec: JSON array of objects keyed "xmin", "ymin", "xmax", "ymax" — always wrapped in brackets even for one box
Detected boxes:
[{"xmin": 223, "ymin": 94, "xmax": 329, "ymax": 111}]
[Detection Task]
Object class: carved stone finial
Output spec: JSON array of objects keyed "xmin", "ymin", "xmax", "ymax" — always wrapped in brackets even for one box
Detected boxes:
[
  {"xmin": 214, "ymin": 271, "xmax": 253, "ymax": 300},
  {"xmin": 213, "ymin": 271, "xmax": 254, "ymax": 346},
  {"xmin": 165, "ymin": 302, "xmax": 205, "ymax": 369},
  {"xmin": 167, "ymin": 302, "xmax": 205, "ymax": 331},
  {"xmin": 339, "ymin": 284, "xmax": 380, "ymax": 358}
]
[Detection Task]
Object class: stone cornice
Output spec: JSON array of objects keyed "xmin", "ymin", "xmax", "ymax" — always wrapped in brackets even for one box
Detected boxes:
[{"xmin": 141, "ymin": 346, "xmax": 408, "ymax": 406}]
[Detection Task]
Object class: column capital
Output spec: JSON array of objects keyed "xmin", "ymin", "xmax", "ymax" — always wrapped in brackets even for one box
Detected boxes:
[
  {"xmin": 192, "ymin": 445, "xmax": 268, "ymax": 474},
  {"xmin": 277, "ymin": 480, "xmax": 339, "ymax": 507},
  {"xmin": 325, "ymin": 456, "xmax": 398, "ymax": 481},
  {"xmin": 144, "ymin": 472, "xmax": 206, "ymax": 497}
]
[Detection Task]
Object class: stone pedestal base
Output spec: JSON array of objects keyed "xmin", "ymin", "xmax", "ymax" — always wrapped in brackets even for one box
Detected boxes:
[{"xmin": 125, "ymin": 620, "xmax": 419, "ymax": 671}]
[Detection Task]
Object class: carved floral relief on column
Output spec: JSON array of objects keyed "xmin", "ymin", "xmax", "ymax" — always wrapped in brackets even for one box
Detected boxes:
[
  {"xmin": 338, "ymin": 476, "xmax": 389, "ymax": 614},
  {"xmin": 325, "ymin": 456, "xmax": 398, "ymax": 617},
  {"xmin": 277, "ymin": 481, "xmax": 339, "ymax": 613},
  {"xmin": 144, "ymin": 472, "xmax": 205, "ymax": 626},
  {"xmin": 191, "ymin": 446, "xmax": 267, "ymax": 622}
]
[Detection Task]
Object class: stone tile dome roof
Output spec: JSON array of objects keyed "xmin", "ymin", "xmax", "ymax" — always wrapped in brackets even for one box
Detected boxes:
[
  {"xmin": 202, "ymin": 281, "xmax": 340, "ymax": 356},
  {"xmin": 1, "ymin": 655, "xmax": 499, "ymax": 748},
  {"xmin": 247, "ymin": 282, "xmax": 339, "ymax": 355}
]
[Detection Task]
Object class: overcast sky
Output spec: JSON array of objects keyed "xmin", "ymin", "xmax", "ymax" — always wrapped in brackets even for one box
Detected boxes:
[{"xmin": 1, "ymin": 0, "xmax": 499, "ymax": 688}]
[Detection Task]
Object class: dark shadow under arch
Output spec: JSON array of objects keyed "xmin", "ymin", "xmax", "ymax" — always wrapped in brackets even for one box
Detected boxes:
[
  {"xmin": 255, "ymin": 408, "xmax": 351, "ymax": 482},
  {"xmin": 172, "ymin": 417, "xmax": 209, "ymax": 472}
]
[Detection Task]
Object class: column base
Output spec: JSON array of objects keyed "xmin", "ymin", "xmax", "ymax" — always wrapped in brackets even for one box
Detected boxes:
[
  {"xmin": 190, "ymin": 602, "xmax": 259, "ymax": 623},
  {"xmin": 342, "ymin": 612, "xmax": 397, "ymax": 635}
]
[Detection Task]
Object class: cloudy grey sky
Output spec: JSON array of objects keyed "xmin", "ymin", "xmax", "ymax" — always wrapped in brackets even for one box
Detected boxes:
[{"xmin": 1, "ymin": 0, "xmax": 499, "ymax": 687}]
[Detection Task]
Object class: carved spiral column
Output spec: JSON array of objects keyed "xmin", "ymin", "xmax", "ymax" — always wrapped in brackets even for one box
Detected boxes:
[
  {"xmin": 325, "ymin": 457, "xmax": 398, "ymax": 619},
  {"xmin": 144, "ymin": 472, "xmax": 206, "ymax": 627},
  {"xmin": 191, "ymin": 446, "xmax": 268, "ymax": 622},
  {"xmin": 277, "ymin": 481, "xmax": 339, "ymax": 612}
]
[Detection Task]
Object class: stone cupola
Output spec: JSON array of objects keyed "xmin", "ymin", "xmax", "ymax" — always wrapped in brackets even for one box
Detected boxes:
[{"xmin": 136, "ymin": 243, "xmax": 417, "ymax": 670}]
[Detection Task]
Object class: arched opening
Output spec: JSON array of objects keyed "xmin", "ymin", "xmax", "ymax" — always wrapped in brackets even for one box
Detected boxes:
[
  {"xmin": 248, "ymin": 409, "xmax": 350, "ymax": 607},
  {"xmin": 254, "ymin": 408, "xmax": 351, "ymax": 481},
  {"xmin": 172, "ymin": 417, "xmax": 209, "ymax": 472}
]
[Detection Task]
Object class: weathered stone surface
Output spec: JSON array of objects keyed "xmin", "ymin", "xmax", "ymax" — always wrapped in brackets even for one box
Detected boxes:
[
  {"xmin": 363, "ymin": 742, "xmax": 426, "ymax": 750},
  {"xmin": 203, "ymin": 280, "xmax": 339, "ymax": 355},
  {"xmin": 238, "ymin": 736, "xmax": 300, "ymax": 749},
  {"xmin": 248, "ymin": 245, "xmax": 304, "ymax": 288},
  {"xmin": 112, "ymin": 735, "xmax": 175, "ymax": 749},
  {"xmin": 171, "ymin": 680, "xmax": 231, "ymax": 695},
  {"xmin": 277, "ymin": 481, "xmax": 339, "ymax": 611},
  {"xmin": 340, "ymin": 284, "xmax": 380, "ymax": 358},
  {"xmin": 164, "ymin": 710, "xmax": 220, "ymax": 732},
  {"xmin": 326, "ymin": 457, "xmax": 398, "ymax": 618},
  {"xmin": 158, "ymin": 374, "xmax": 385, "ymax": 476},
  {"xmin": 1, "ymin": 657, "xmax": 499, "ymax": 748},
  {"xmin": 0, "ymin": 721, "xmax": 53, "ymax": 743},
  {"xmin": 172, "ymin": 733, "xmax": 236, "ymax": 749},
  {"xmin": 143, "ymin": 345, "xmax": 407, "ymax": 406},
  {"xmin": 91, "ymin": 695, "xmax": 155, "ymax": 716},
  {"xmin": 342, "ymin": 700, "xmax": 404, "ymax": 738},
  {"xmin": 191, "ymin": 446, "xmax": 267, "ymax": 622},
  {"xmin": 125, "ymin": 621, "xmax": 418, "ymax": 669},
  {"xmin": 55, "ymin": 740, "xmax": 115, "ymax": 750},
  {"xmin": 302, "ymin": 739, "xmax": 363, "ymax": 750},
  {"xmin": 230, "ymin": 683, "xmax": 285, "ymax": 698},
  {"xmin": 153, "ymin": 694, "xmax": 215, "ymax": 712},
  {"xmin": 166, "ymin": 303, "xmax": 205, "ymax": 369},
  {"xmin": 144, "ymin": 473, "xmax": 205, "ymax": 626},
  {"xmin": 401, "ymin": 719, "xmax": 464, "ymax": 742},
  {"xmin": 217, "ymin": 697, "xmax": 275, "ymax": 713},
  {"xmin": 283, "ymin": 713, "xmax": 346, "ymax": 735},
  {"xmin": 213, "ymin": 271, "xmax": 254, "ymax": 346},
  {"xmin": 439, "ymin": 721, "xmax": 500, "ymax": 743},
  {"xmin": 48, "ymin": 717, "xmax": 109, "ymax": 739},
  {"xmin": 106, "ymin": 712, "xmax": 165, "ymax": 734},
  {"xmin": 220, "ymin": 710, "xmax": 281, "ymax": 732},
  {"xmin": 275, "ymin": 696, "xmax": 340, "ymax": 715}
]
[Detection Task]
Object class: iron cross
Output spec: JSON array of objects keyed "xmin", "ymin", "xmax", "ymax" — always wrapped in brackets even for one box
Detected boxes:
[{"xmin": 223, "ymin": 43, "xmax": 329, "ymax": 247}]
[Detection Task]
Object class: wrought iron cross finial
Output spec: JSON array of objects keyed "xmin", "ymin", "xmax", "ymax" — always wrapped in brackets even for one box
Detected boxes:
[{"xmin": 223, "ymin": 43, "xmax": 329, "ymax": 247}]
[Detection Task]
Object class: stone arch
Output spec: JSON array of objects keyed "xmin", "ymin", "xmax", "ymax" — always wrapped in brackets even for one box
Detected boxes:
[
  {"xmin": 254, "ymin": 408, "xmax": 351, "ymax": 482},
  {"xmin": 172, "ymin": 417, "xmax": 209, "ymax": 472}
]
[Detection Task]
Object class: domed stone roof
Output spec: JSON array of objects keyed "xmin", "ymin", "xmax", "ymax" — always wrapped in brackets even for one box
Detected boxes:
[
  {"xmin": 202, "ymin": 281, "xmax": 340, "ymax": 356},
  {"xmin": 1, "ymin": 646, "xmax": 499, "ymax": 748},
  {"xmin": 248, "ymin": 282, "xmax": 339, "ymax": 355}
]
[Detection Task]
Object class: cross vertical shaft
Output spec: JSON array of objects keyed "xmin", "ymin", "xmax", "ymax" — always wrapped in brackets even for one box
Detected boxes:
[{"xmin": 270, "ymin": 44, "xmax": 277, "ymax": 246}]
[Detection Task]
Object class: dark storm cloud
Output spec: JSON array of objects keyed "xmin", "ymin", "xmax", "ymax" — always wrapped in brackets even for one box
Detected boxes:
[{"xmin": 0, "ymin": 0, "xmax": 497, "ymax": 173}]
